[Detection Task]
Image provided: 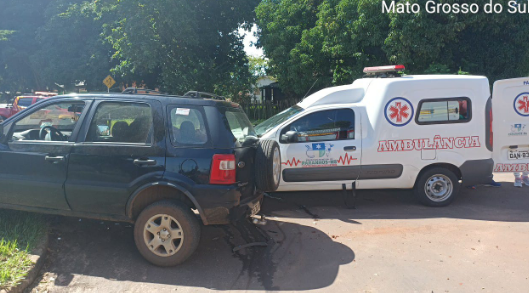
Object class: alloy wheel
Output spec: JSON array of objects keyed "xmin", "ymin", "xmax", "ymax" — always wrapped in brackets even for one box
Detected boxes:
[{"xmin": 143, "ymin": 214, "xmax": 184, "ymax": 257}]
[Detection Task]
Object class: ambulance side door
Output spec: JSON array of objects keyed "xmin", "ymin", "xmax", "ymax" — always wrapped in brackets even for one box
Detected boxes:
[
  {"xmin": 277, "ymin": 107, "xmax": 361, "ymax": 190},
  {"xmin": 492, "ymin": 77, "xmax": 529, "ymax": 172}
]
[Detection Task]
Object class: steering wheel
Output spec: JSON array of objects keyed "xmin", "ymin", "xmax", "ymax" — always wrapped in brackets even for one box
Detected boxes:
[{"xmin": 39, "ymin": 126, "xmax": 65, "ymax": 141}]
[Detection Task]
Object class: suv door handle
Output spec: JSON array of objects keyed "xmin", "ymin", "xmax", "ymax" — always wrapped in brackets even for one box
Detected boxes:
[
  {"xmin": 133, "ymin": 159, "xmax": 157, "ymax": 166},
  {"xmin": 344, "ymin": 146, "xmax": 356, "ymax": 152},
  {"xmin": 45, "ymin": 155, "xmax": 65, "ymax": 163}
]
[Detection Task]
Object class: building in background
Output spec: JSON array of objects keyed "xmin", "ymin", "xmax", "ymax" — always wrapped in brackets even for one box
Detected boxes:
[{"xmin": 252, "ymin": 76, "xmax": 285, "ymax": 104}]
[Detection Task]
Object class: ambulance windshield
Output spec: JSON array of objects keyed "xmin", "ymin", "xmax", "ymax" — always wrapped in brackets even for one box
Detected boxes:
[{"xmin": 255, "ymin": 105, "xmax": 304, "ymax": 137}]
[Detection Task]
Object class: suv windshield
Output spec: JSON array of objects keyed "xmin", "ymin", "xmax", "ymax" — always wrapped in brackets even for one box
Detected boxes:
[
  {"xmin": 255, "ymin": 105, "xmax": 304, "ymax": 136},
  {"xmin": 224, "ymin": 107, "xmax": 257, "ymax": 142}
]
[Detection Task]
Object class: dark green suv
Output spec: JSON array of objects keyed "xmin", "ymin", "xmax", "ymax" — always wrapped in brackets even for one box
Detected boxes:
[{"xmin": 0, "ymin": 94, "xmax": 281, "ymax": 266}]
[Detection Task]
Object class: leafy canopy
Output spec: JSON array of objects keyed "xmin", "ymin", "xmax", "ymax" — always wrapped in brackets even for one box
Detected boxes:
[
  {"xmin": 1, "ymin": 0, "xmax": 259, "ymax": 101},
  {"xmin": 100, "ymin": 0, "xmax": 259, "ymax": 98},
  {"xmin": 256, "ymin": 0, "xmax": 529, "ymax": 98}
]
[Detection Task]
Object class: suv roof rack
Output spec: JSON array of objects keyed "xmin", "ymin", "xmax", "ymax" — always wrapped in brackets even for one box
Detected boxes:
[
  {"xmin": 122, "ymin": 87, "xmax": 163, "ymax": 95},
  {"xmin": 184, "ymin": 91, "xmax": 226, "ymax": 101}
]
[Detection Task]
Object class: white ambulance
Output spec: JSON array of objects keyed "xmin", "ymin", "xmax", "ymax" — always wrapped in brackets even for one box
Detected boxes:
[{"xmin": 254, "ymin": 65, "xmax": 529, "ymax": 206}]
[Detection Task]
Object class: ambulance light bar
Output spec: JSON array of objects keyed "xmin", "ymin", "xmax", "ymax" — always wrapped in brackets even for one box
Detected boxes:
[{"xmin": 363, "ymin": 65, "xmax": 405, "ymax": 74}]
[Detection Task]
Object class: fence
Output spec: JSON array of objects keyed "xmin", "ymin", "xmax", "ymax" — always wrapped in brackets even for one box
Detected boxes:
[{"xmin": 240, "ymin": 99, "xmax": 299, "ymax": 122}]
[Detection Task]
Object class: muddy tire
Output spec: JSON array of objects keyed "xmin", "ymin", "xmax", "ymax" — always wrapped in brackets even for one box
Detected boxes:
[
  {"xmin": 255, "ymin": 140, "xmax": 281, "ymax": 192},
  {"xmin": 414, "ymin": 167, "xmax": 460, "ymax": 207},
  {"xmin": 134, "ymin": 200, "xmax": 200, "ymax": 266}
]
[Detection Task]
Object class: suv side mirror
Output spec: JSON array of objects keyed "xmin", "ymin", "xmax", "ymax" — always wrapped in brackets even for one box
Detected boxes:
[{"xmin": 280, "ymin": 130, "xmax": 298, "ymax": 143}]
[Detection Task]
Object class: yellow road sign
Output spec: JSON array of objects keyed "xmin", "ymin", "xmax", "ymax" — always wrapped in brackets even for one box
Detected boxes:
[{"xmin": 103, "ymin": 75, "xmax": 116, "ymax": 89}]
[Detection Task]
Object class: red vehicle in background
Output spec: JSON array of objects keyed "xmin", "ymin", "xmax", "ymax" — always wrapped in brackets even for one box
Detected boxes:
[{"xmin": 0, "ymin": 93, "xmax": 56, "ymax": 122}]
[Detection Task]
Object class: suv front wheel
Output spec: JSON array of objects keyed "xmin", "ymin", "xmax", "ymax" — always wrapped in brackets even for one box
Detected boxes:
[{"xmin": 133, "ymin": 200, "xmax": 201, "ymax": 266}]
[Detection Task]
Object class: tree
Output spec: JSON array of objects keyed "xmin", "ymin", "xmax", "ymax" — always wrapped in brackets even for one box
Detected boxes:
[
  {"xmin": 34, "ymin": 0, "xmax": 118, "ymax": 92},
  {"xmin": 98, "ymin": 0, "xmax": 259, "ymax": 99},
  {"xmin": 257, "ymin": 0, "xmax": 389, "ymax": 97},
  {"xmin": 1, "ymin": 0, "xmax": 261, "ymax": 98},
  {"xmin": 290, "ymin": 0, "xmax": 389, "ymax": 94},
  {"xmin": 256, "ymin": 0, "xmax": 529, "ymax": 98},
  {"xmin": 384, "ymin": 0, "xmax": 529, "ymax": 81},
  {"xmin": 248, "ymin": 56, "xmax": 268, "ymax": 77},
  {"xmin": 256, "ymin": 0, "xmax": 323, "ymax": 97},
  {"xmin": 0, "ymin": 0, "xmax": 52, "ymax": 93}
]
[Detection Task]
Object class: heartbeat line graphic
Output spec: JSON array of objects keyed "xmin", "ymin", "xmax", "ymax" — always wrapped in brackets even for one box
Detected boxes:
[
  {"xmin": 337, "ymin": 153, "xmax": 357, "ymax": 165},
  {"xmin": 282, "ymin": 158, "xmax": 302, "ymax": 167}
]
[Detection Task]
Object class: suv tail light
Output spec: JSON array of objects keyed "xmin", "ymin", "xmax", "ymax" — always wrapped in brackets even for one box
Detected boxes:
[{"xmin": 210, "ymin": 154, "xmax": 236, "ymax": 185}]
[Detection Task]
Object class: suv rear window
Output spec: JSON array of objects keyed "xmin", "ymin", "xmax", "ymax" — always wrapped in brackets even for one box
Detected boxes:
[
  {"xmin": 170, "ymin": 106, "xmax": 209, "ymax": 146},
  {"xmin": 223, "ymin": 108, "xmax": 256, "ymax": 142}
]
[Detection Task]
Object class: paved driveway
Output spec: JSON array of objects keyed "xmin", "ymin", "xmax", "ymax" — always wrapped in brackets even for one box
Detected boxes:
[{"xmin": 29, "ymin": 173, "xmax": 529, "ymax": 292}]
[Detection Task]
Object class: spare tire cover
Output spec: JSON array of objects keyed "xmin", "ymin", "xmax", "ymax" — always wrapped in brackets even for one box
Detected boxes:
[{"xmin": 254, "ymin": 140, "xmax": 281, "ymax": 192}]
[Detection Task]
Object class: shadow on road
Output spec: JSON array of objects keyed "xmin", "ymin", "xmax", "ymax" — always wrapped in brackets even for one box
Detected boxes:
[
  {"xmin": 31, "ymin": 215, "xmax": 354, "ymax": 291},
  {"xmin": 27, "ymin": 179, "xmax": 529, "ymax": 291},
  {"xmin": 263, "ymin": 180, "xmax": 529, "ymax": 223}
]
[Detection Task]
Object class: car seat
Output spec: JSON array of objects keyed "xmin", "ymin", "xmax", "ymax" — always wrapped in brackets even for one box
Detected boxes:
[
  {"xmin": 128, "ymin": 117, "xmax": 151, "ymax": 143},
  {"xmin": 112, "ymin": 121, "xmax": 130, "ymax": 142},
  {"xmin": 178, "ymin": 121, "xmax": 196, "ymax": 144}
]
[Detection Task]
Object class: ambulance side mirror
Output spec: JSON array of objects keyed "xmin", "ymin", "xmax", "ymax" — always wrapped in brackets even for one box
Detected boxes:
[{"xmin": 281, "ymin": 131, "xmax": 298, "ymax": 143}]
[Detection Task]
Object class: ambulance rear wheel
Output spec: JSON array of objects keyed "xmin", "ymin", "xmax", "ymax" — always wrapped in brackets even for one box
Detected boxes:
[{"xmin": 415, "ymin": 167, "xmax": 459, "ymax": 207}]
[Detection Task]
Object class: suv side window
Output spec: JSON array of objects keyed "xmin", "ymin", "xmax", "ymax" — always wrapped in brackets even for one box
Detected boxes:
[
  {"xmin": 281, "ymin": 109, "xmax": 355, "ymax": 142},
  {"xmin": 10, "ymin": 101, "xmax": 85, "ymax": 142},
  {"xmin": 416, "ymin": 97, "xmax": 471, "ymax": 125},
  {"xmin": 169, "ymin": 106, "xmax": 208, "ymax": 146},
  {"xmin": 86, "ymin": 102, "xmax": 153, "ymax": 144}
]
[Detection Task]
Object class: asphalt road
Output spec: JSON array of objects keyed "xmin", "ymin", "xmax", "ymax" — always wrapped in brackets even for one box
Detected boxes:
[{"xmin": 29, "ymin": 173, "xmax": 529, "ymax": 293}]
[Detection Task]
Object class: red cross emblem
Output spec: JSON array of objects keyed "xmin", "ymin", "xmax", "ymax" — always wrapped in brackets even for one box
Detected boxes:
[
  {"xmin": 389, "ymin": 102, "xmax": 410, "ymax": 123},
  {"xmin": 517, "ymin": 96, "xmax": 529, "ymax": 114},
  {"xmin": 385, "ymin": 98, "xmax": 414, "ymax": 126}
]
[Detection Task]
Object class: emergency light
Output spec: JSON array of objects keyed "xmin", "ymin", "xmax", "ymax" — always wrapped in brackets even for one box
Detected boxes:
[{"xmin": 363, "ymin": 65, "xmax": 405, "ymax": 74}]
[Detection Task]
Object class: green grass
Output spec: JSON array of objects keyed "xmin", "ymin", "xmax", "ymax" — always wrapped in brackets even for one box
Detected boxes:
[{"xmin": 0, "ymin": 210, "xmax": 47, "ymax": 290}]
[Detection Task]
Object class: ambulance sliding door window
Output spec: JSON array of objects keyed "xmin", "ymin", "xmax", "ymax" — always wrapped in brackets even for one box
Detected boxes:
[
  {"xmin": 281, "ymin": 109, "xmax": 355, "ymax": 142},
  {"xmin": 416, "ymin": 97, "xmax": 471, "ymax": 125}
]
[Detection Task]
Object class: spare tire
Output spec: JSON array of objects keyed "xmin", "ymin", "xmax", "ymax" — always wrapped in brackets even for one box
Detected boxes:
[{"xmin": 255, "ymin": 140, "xmax": 281, "ymax": 192}]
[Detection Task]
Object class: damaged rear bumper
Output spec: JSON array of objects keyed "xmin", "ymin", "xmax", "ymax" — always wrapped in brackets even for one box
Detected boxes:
[{"xmin": 192, "ymin": 184, "xmax": 264, "ymax": 225}]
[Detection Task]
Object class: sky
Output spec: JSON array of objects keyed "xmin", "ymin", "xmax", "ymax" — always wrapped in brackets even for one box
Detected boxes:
[{"xmin": 239, "ymin": 24, "xmax": 264, "ymax": 57}]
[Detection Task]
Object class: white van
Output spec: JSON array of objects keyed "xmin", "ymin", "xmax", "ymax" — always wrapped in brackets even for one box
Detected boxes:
[{"xmin": 254, "ymin": 65, "xmax": 529, "ymax": 206}]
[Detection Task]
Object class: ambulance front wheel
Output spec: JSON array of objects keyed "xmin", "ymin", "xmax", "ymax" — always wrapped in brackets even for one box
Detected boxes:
[{"xmin": 415, "ymin": 167, "xmax": 460, "ymax": 207}]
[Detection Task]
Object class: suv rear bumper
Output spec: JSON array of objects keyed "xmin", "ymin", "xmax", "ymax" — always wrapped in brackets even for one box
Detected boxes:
[{"xmin": 193, "ymin": 186, "xmax": 264, "ymax": 225}]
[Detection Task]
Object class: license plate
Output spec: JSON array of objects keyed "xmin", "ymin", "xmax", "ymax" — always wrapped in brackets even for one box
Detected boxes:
[
  {"xmin": 250, "ymin": 200, "xmax": 261, "ymax": 216},
  {"xmin": 508, "ymin": 150, "xmax": 529, "ymax": 160}
]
